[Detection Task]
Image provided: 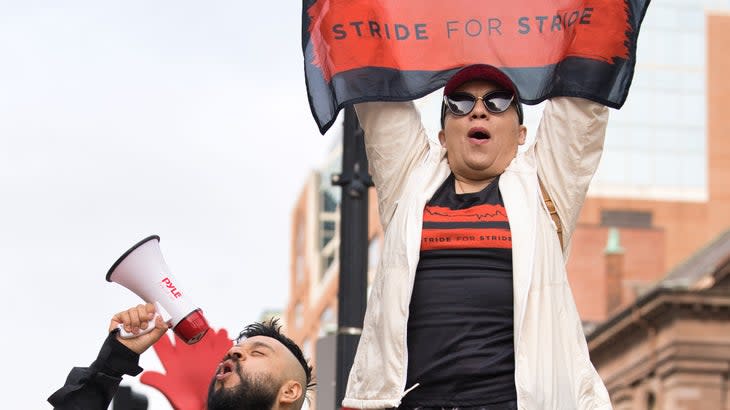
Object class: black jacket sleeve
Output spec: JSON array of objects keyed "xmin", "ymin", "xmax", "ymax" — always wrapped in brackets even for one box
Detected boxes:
[{"xmin": 48, "ymin": 330, "xmax": 144, "ymax": 410}]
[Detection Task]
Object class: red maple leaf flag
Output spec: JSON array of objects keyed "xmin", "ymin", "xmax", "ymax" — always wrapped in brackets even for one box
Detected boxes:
[{"xmin": 141, "ymin": 328, "xmax": 233, "ymax": 410}]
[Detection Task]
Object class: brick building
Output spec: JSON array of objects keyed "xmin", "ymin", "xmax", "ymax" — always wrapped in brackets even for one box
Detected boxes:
[{"xmin": 587, "ymin": 229, "xmax": 730, "ymax": 409}]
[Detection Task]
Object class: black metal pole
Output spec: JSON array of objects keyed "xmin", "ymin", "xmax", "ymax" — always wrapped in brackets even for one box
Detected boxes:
[{"xmin": 332, "ymin": 106, "xmax": 372, "ymax": 409}]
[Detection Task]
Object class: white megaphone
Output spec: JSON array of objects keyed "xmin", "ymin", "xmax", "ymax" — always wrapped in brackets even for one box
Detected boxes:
[{"xmin": 106, "ymin": 235, "xmax": 209, "ymax": 344}]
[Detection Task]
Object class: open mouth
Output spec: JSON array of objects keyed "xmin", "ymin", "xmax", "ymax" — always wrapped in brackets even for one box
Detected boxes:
[
  {"xmin": 216, "ymin": 360, "xmax": 235, "ymax": 380},
  {"xmin": 468, "ymin": 128, "xmax": 491, "ymax": 140}
]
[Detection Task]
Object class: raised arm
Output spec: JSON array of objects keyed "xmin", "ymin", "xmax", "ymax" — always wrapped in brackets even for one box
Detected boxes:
[
  {"xmin": 47, "ymin": 331, "xmax": 144, "ymax": 410},
  {"xmin": 48, "ymin": 304, "xmax": 168, "ymax": 409},
  {"xmin": 535, "ymin": 97, "xmax": 609, "ymax": 252},
  {"xmin": 355, "ymin": 101, "xmax": 432, "ymax": 229}
]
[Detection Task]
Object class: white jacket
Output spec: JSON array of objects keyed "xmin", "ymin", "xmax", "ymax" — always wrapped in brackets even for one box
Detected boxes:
[{"xmin": 342, "ymin": 98, "xmax": 612, "ymax": 410}]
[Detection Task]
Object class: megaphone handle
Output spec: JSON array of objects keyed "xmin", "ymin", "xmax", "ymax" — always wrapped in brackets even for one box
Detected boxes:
[
  {"xmin": 117, "ymin": 312, "xmax": 163, "ymax": 339},
  {"xmin": 116, "ymin": 302, "xmax": 172, "ymax": 339}
]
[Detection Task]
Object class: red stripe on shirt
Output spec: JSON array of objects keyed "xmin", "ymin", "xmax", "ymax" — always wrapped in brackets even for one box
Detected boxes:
[{"xmin": 421, "ymin": 228, "xmax": 512, "ymax": 251}]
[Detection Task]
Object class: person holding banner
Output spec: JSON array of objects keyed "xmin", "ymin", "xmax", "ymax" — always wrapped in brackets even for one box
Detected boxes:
[
  {"xmin": 48, "ymin": 303, "xmax": 314, "ymax": 410},
  {"xmin": 342, "ymin": 64, "xmax": 612, "ymax": 409}
]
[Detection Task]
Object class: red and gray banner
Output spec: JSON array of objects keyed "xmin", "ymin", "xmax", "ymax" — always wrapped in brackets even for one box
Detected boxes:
[{"xmin": 303, "ymin": 0, "xmax": 650, "ymax": 134}]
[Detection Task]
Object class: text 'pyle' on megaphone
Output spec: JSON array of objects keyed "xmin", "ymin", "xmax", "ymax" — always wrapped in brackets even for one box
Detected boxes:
[{"xmin": 106, "ymin": 235, "xmax": 209, "ymax": 344}]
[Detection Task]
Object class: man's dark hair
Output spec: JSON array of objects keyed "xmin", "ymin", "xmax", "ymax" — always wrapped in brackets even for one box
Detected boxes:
[{"xmin": 235, "ymin": 318, "xmax": 314, "ymax": 390}]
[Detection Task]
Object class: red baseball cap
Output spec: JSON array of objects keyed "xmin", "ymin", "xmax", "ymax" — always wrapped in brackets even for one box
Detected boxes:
[{"xmin": 441, "ymin": 64, "xmax": 524, "ymax": 125}]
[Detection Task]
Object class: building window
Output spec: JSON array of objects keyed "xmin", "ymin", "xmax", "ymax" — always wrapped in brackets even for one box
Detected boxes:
[
  {"xmin": 295, "ymin": 303, "xmax": 304, "ymax": 329},
  {"xmin": 295, "ymin": 222, "xmax": 305, "ymax": 284},
  {"xmin": 601, "ymin": 210, "xmax": 653, "ymax": 228},
  {"xmin": 319, "ymin": 169, "xmax": 341, "ymax": 277},
  {"xmin": 321, "ymin": 219, "xmax": 336, "ymax": 249},
  {"xmin": 302, "ymin": 337, "xmax": 312, "ymax": 358},
  {"xmin": 319, "ymin": 306, "xmax": 337, "ymax": 337},
  {"xmin": 296, "ymin": 254, "xmax": 305, "ymax": 284}
]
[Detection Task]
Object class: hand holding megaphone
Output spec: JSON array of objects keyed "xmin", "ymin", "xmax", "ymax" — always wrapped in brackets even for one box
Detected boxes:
[
  {"xmin": 109, "ymin": 303, "xmax": 171, "ymax": 354},
  {"xmin": 115, "ymin": 301, "xmax": 170, "ymax": 340},
  {"xmin": 107, "ymin": 235, "xmax": 210, "ymax": 344}
]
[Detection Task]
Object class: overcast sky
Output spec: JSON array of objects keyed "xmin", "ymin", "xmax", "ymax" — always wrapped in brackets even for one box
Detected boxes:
[{"xmin": 0, "ymin": 2, "xmax": 342, "ymax": 408}]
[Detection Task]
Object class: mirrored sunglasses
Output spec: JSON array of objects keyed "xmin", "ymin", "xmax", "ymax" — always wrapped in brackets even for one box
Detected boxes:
[{"xmin": 443, "ymin": 90, "xmax": 515, "ymax": 117}]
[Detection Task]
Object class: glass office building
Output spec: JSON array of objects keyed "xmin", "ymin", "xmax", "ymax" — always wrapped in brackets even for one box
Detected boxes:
[
  {"xmin": 590, "ymin": 0, "xmax": 730, "ymax": 201},
  {"xmin": 416, "ymin": 0, "xmax": 730, "ymax": 202}
]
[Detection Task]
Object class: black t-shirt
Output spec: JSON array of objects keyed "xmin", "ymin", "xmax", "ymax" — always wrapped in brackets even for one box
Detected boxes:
[{"xmin": 403, "ymin": 174, "xmax": 517, "ymax": 407}]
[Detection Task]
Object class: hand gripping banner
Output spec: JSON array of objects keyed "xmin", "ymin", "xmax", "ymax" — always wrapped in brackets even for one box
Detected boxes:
[{"xmin": 302, "ymin": 0, "xmax": 650, "ymax": 134}]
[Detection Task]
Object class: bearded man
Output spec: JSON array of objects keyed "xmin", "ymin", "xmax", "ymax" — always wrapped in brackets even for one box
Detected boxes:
[{"xmin": 49, "ymin": 303, "xmax": 313, "ymax": 410}]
